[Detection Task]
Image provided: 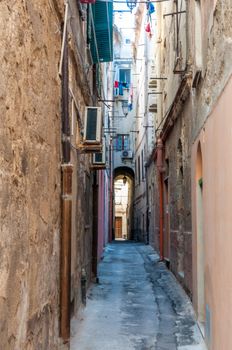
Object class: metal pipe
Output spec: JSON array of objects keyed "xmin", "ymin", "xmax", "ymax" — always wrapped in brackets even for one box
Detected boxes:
[
  {"xmin": 158, "ymin": 171, "xmax": 164, "ymax": 261},
  {"xmin": 61, "ymin": 30, "xmax": 70, "ymax": 142},
  {"xmin": 60, "ymin": 27, "xmax": 72, "ymax": 342},
  {"xmin": 163, "ymin": 10, "xmax": 186, "ymax": 17},
  {"xmin": 59, "ymin": 2, "xmax": 69, "ymax": 76},
  {"xmin": 60, "ymin": 164, "xmax": 73, "ymax": 341},
  {"xmin": 92, "ymin": 171, "xmax": 99, "ymax": 277},
  {"xmin": 176, "ymin": 0, "xmax": 179, "ymax": 58}
]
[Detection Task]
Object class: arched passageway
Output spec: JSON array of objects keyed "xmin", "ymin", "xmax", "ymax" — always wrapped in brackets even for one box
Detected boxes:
[{"xmin": 113, "ymin": 167, "xmax": 135, "ymax": 241}]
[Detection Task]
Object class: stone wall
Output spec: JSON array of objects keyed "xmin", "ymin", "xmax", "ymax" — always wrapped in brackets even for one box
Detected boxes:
[
  {"xmin": 0, "ymin": 1, "xmax": 63, "ymax": 348},
  {"xmin": 0, "ymin": 0, "xmax": 96, "ymax": 348},
  {"xmin": 190, "ymin": 0, "xmax": 232, "ymax": 140},
  {"xmin": 163, "ymin": 101, "xmax": 192, "ymax": 295}
]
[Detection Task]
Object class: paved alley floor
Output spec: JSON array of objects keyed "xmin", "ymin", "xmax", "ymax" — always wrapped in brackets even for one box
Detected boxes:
[{"xmin": 71, "ymin": 242, "xmax": 206, "ymax": 350}]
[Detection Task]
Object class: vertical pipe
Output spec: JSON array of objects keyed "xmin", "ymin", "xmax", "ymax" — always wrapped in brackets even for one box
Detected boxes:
[
  {"xmin": 109, "ymin": 140, "xmax": 113, "ymax": 242},
  {"xmin": 60, "ymin": 164, "xmax": 73, "ymax": 341},
  {"xmin": 159, "ymin": 171, "xmax": 164, "ymax": 260},
  {"xmin": 176, "ymin": 0, "xmax": 179, "ymax": 58},
  {"xmin": 60, "ymin": 24, "xmax": 72, "ymax": 341},
  {"xmin": 92, "ymin": 171, "xmax": 99, "ymax": 277}
]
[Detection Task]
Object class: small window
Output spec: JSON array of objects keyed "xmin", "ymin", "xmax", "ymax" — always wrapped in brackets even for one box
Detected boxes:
[
  {"xmin": 115, "ymin": 134, "xmax": 130, "ymax": 151},
  {"xmin": 119, "ymin": 69, "xmax": 131, "ymax": 85},
  {"xmin": 125, "ymin": 39, "xmax": 131, "ymax": 44}
]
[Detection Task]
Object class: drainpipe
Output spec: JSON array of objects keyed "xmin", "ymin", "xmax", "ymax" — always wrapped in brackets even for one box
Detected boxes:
[
  {"xmin": 60, "ymin": 26, "xmax": 73, "ymax": 342},
  {"xmin": 156, "ymin": 137, "xmax": 164, "ymax": 261},
  {"xmin": 92, "ymin": 171, "xmax": 99, "ymax": 278},
  {"xmin": 109, "ymin": 138, "xmax": 114, "ymax": 242}
]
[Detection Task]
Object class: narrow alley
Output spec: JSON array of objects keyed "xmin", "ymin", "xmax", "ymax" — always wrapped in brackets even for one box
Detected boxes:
[
  {"xmin": 0, "ymin": 0, "xmax": 231, "ymax": 349},
  {"xmin": 71, "ymin": 242, "xmax": 205, "ymax": 350}
]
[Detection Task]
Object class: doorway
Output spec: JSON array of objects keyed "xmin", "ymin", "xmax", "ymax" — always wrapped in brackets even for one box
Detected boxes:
[
  {"xmin": 113, "ymin": 167, "xmax": 135, "ymax": 241},
  {"xmin": 115, "ymin": 217, "xmax": 123, "ymax": 239}
]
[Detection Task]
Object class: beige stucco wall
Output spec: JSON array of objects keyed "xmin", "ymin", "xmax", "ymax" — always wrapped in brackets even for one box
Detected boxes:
[{"xmin": 192, "ymin": 76, "xmax": 232, "ymax": 350}]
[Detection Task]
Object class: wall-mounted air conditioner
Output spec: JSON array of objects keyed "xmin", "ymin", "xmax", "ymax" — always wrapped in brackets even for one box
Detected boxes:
[
  {"xmin": 149, "ymin": 103, "xmax": 158, "ymax": 113},
  {"xmin": 83, "ymin": 107, "xmax": 102, "ymax": 144},
  {"xmin": 121, "ymin": 150, "xmax": 133, "ymax": 159},
  {"xmin": 149, "ymin": 79, "xmax": 157, "ymax": 89},
  {"xmin": 92, "ymin": 138, "xmax": 106, "ymax": 165}
]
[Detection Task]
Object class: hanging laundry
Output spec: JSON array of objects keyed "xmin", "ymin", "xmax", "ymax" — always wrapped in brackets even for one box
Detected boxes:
[
  {"xmin": 119, "ymin": 82, "xmax": 124, "ymax": 96},
  {"xmin": 145, "ymin": 22, "xmax": 151, "ymax": 33},
  {"xmin": 149, "ymin": 3, "xmax": 155, "ymax": 14},
  {"xmin": 114, "ymin": 87, "xmax": 119, "ymax": 97},
  {"xmin": 122, "ymin": 82, "xmax": 129, "ymax": 88},
  {"xmin": 114, "ymin": 81, "xmax": 119, "ymax": 96},
  {"xmin": 80, "ymin": 0, "xmax": 96, "ymax": 3},
  {"xmin": 128, "ymin": 84, "xmax": 133, "ymax": 111}
]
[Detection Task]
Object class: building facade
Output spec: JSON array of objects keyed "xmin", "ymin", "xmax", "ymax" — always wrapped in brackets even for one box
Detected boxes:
[{"xmin": 0, "ymin": 0, "xmax": 113, "ymax": 348}]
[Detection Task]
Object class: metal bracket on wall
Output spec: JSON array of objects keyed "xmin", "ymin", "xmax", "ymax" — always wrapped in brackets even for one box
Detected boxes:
[
  {"xmin": 163, "ymin": 10, "xmax": 186, "ymax": 18},
  {"xmin": 75, "ymin": 143, "xmax": 102, "ymax": 153}
]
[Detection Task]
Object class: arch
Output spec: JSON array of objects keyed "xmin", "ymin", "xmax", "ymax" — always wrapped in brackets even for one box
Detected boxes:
[
  {"xmin": 113, "ymin": 167, "xmax": 135, "ymax": 241},
  {"xmin": 195, "ymin": 141, "xmax": 205, "ymax": 325},
  {"xmin": 114, "ymin": 166, "xmax": 135, "ymax": 181}
]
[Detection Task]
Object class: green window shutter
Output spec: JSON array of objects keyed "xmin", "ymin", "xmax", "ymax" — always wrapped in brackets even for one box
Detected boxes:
[{"xmin": 90, "ymin": 0, "xmax": 113, "ymax": 63}]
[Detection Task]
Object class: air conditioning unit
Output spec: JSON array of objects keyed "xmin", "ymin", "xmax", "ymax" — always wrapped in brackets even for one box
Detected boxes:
[
  {"xmin": 121, "ymin": 150, "xmax": 133, "ymax": 159},
  {"xmin": 83, "ymin": 106, "xmax": 102, "ymax": 144},
  {"xmin": 149, "ymin": 103, "xmax": 158, "ymax": 113},
  {"xmin": 92, "ymin": 138, "xmax": 106, "ymax": 165},
  {"xmin": 149, "ymin": 79, "xmax": 157, "ymax": 89}
]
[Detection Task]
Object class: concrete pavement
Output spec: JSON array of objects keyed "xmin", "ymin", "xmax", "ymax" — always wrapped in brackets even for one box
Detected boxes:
[{"xmin": 71, "ymin": 242, "xmax": 206, "ymax": 350}]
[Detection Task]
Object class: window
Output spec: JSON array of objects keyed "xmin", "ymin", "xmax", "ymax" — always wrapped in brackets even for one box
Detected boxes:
[
  {"xmin": 119, "ymin": 69, "xmax": 131, "ymax": 85},
  {"xmin": 115, "ymin": 134, "xmax": 130, "ymax": 151},
  {"xmin": 125, "ymin": 38, "xmax": 131, "ymax": 44}
]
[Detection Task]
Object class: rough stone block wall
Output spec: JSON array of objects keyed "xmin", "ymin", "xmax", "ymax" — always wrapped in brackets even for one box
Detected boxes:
[
  {"xmin": 68, "ymin": 17, "xmax": 94, "ymax": 317},
  {"xmin": 190, "ymin": 0, "xmax": 232, "ymax": 140},
  {"xmin": 0, "ymin": 1, "xmax": 63, "ymax": 348},
  {"xmin": 161, "ymin": 104, "xmax": 192, "ymax": 296}
]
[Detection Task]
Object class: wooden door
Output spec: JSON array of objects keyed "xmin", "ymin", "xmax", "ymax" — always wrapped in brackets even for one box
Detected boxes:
[{"xmin": 115, "ymin": 217, "xmax": 122, "ymax": 239}]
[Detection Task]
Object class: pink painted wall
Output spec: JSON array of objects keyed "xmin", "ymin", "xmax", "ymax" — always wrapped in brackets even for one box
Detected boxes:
[{"xmin": 192, "ymin": 76, "xmax": 232, "ymax": 350}]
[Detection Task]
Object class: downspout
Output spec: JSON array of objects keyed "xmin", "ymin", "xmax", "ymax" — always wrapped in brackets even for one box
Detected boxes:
[
  {"xmin": 109, "ymin": 138, "xmax": 114, "ymax": 242},
  {"xmin": 92, "ymin": 171, "xmax": 99, "ymax": 278},
  {"xmin": 60, "ymin": 24, "xmax": 73, "ymax": 342},
  {"xmin": 156, "ymin": 137, "xmax": 164, "ymax": 260}
]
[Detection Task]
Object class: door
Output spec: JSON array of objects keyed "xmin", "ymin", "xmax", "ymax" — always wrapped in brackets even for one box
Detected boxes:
[{"xmin": 115, "ymin": 217, "xmax": 122, "ymax": 239}]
